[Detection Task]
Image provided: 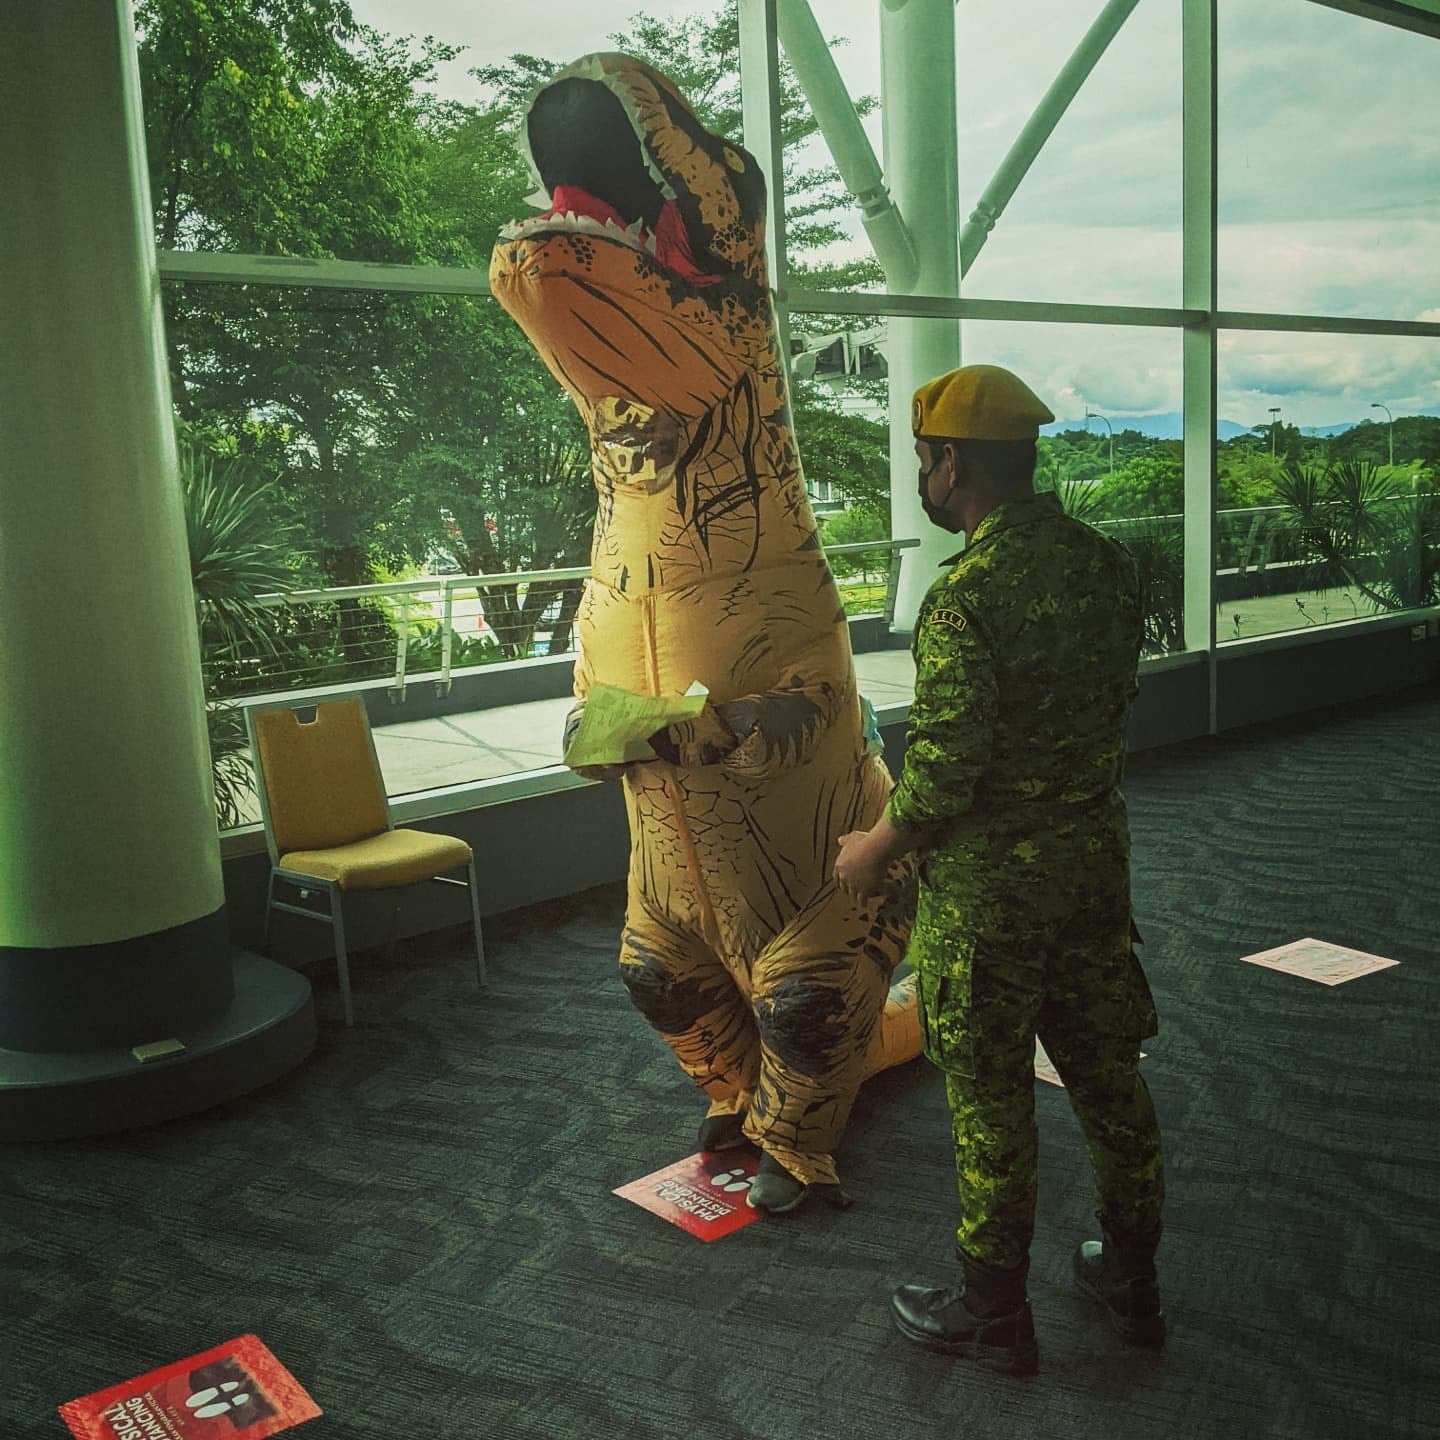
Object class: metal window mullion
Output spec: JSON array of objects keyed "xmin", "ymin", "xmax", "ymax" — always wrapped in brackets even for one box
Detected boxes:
[
  {"xmin": 739, "ymin": 0, "xmax": 791, "ymax": 370},
  {"xmin": 1218, "ymin": 311, "xmax": 1440, "ymax": 339},
  {"xmin": 392, "ymin": 594, "xmax": 410, "ymax": 702},
  {"xmin": 1182, "ymin": 0, "xmax": 1219, "ymax": 731},
  {"xmin": 439, "ymin": 579, "xmax": 455, "ymax": 697},
  {"xmin": 158, "ymin": 249, "xmax": 494, "ymax": 296}
]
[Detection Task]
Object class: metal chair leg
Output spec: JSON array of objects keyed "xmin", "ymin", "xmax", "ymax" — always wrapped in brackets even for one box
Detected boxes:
[
  {"xmin": 262, "ymin": 870, "xmax": 278, "ymax": 955},
  {"xmin": 330, "ymin": 885, "xmax": 355, "ymax": 1027},
  {"xmin": 385, "ymin": 900, "xmax": 401, "ymax": 966},
  {"xmin": 466, "ymin": 859, "xmax": 486, "ymax": 987}
]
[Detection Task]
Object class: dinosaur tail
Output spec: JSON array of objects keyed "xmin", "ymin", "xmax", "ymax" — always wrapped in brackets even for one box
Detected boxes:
[{"xmin": 863, "ymin": 970, "xmax": 923, "ymax": 1077}]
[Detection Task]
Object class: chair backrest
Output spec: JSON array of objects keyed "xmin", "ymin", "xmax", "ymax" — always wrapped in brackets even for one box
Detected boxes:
[{"xmin": 246, "ymin": 697, "xmax": 391, "ymax": 860}]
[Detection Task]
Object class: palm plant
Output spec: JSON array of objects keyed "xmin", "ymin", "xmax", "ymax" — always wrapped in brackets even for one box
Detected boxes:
[
  {"xmin": 1123, "ymin": 522, "xmax": 1185, "ymax": 656},
  {"xmin": 1272, "ymin": 457, "xmax": 1436, "ymax": 612},
  {"xmin": 180, "ymin": 440, "xmax": 299, "ymax": 828}
]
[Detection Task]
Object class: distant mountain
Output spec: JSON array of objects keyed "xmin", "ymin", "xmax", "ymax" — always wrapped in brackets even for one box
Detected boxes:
[
  {"xmin": 1045, "ymin": 406, "xmax": 1440, "ymax": 442},
  {"xmin": 1045, "ymin": 412, "xmax": 1248, "ymax": 440}
]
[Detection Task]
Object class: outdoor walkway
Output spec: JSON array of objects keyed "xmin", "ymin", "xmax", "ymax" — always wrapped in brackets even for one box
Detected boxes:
[
  {"xmin": 370, "ymin": 648, "xmax": 920, "ymax": 799},
  {"xmin": 230, "ymin": 584, "xmax": 1379, "ymax": 829}
]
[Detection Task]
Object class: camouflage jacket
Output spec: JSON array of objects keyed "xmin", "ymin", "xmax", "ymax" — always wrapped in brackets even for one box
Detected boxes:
[{"xmin": 888, "ymin": 491, "xmax": 1143, "ymax": 877}]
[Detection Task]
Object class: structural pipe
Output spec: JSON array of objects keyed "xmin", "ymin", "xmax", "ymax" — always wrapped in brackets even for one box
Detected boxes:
[
  {"xmin": 880, "ymin": 0, "xmax": 961, "ymax": 628},
  {"xmin": 958, "ymin": 0, "xmax": 1141, "ymax": 276},
  {"xmin": 776, "ymin": 0, "xmax": 920, "ymax": 292}
]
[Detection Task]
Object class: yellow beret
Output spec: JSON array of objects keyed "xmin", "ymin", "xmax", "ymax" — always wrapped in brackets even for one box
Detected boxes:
[{"xmin": 911, "ymin": 365, "xmax": 1055, "ymax": 441}]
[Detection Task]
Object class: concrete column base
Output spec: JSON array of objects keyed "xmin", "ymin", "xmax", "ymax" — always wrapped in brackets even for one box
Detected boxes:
[{"xmin": 0, "ymin": 950, "xmax": 315, "ymax": 1142}]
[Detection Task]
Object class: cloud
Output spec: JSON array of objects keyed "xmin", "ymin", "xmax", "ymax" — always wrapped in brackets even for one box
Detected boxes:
[{"xmin": 344, "ymin": 0, "xmax": 1438, "ymax": 429}]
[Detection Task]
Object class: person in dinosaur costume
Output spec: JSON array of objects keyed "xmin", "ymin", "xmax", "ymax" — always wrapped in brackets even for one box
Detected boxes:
[{"xmin": 490, "ymin": 52, "xmax": 920, "ymax": 1213}]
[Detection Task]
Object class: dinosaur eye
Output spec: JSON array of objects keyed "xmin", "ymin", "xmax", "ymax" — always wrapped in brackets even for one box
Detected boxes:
[{"xmin": 722, "ymin": 146, "xmax": 745, "ymax": 174}]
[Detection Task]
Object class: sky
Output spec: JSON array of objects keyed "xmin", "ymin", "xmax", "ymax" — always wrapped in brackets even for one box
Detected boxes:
[{"xmin": 347, "ymin": 0, "xmax": 1439, "ymax": 432}]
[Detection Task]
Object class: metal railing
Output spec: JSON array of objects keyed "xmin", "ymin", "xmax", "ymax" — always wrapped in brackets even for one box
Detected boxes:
[{"xmin": 220, "ymin": 539, "xmax": 922, "ymax": 704}]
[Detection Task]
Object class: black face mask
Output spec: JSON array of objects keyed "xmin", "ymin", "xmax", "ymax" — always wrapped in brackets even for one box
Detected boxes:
[{"xmin": 919, "ymin": 455, "xmax": 965, "ymax": 534}]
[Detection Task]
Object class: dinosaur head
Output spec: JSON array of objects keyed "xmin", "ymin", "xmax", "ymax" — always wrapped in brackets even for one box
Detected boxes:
[
  {"xmin": 491, "ymin": 54, "xmax": 814, "ymax": 589},
  {"xmin": 502, "ymin": 52, "xmax": 768, "ymax": 297}
]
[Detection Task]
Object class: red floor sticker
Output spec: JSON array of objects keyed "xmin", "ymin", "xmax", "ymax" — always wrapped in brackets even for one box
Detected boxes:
[
  {"xmin": 614, "ymin": 1150, "xmax": 765, "ymax": 1240},
  {"xmin": 58, "ymin": 1334, "xmax": 321, "ymax": 1439}
]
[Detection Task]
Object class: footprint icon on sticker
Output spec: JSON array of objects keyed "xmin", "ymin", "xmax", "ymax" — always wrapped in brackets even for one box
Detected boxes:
[
  {"xmin": 186, "ymin": 1382, "xmax": 252, "ymax": 1419},
  {"xmin": 709, "ymin": 1169, "xmax": 754, "ymax": 1193}
]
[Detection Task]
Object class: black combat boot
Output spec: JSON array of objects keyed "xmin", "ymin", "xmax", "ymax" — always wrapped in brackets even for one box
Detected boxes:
[
  {"xmin": 890, "ymin": 1252, "xmax": 1040, "ymax": 1376},
  {"xmin": 1072, "ymin": 1217, "xmax": 1166, "ymax": 1347}
]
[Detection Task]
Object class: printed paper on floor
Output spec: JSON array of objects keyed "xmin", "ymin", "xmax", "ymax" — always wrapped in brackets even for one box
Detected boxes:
[{"xmin": 1239, "ymin": 937, "xmax": 1400, "ymax": 986}]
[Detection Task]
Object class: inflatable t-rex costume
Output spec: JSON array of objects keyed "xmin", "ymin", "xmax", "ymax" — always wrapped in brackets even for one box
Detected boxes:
[{"xmin": 490, "ymin": 52, "xmax": 919, "ymax": 1203}]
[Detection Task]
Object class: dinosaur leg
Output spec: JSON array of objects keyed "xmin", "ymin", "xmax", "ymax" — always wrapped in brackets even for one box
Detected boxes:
[
  {"xmin": 617, "ymin": 890, "xmax": 761, "ymax": 1117},
  {"xmin": 744, "ymin": 886, "xmax": 900, "ymax": 1188}
]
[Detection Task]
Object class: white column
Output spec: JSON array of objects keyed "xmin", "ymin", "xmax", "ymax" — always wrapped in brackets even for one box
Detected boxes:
[
  {"xmin": 1181, "ymin": 0, "xmax": 1219, "ymax": 725},
  {"xmin": 881, "ymin": 0, "xmax": 961, "ymax": 629},
  {"xmin": 0, "ymin": 0, "xmax": 224, "ymax": 950}
]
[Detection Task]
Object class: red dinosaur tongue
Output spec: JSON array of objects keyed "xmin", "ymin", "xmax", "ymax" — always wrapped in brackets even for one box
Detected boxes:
[
  {"xmin": 546, "ymin": 184, "xmax": 722, "ymax": 286},
  {"xmin": 547, "ymin": 184, "xmax": 628, "ymax": 232}
]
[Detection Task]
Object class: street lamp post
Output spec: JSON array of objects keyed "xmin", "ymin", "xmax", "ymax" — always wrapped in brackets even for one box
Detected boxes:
[
  {"xmin": 1268, "ymin": 406, "xmax": 1281, "ymax": 459},
  {"xmin": 1370, "ymin": 402, "xmax": 1394, "ymax": 467},
  {"xmin": 1084, "ymin": 407, "xmax": 1114, "ymax": 475}
]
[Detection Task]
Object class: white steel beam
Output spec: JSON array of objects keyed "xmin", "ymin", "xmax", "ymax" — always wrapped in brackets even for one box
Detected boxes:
[
  {"xmin": 958, "ymin": 0, "xmax": 1141, "ymax": 277},
  {"xmin": 774, "ymin": 0, "xmax": 918, "ymax": 291},
  {"xmin": 881, "ymin": 0, "xmax": 961, "ymax": 629},
  {"xmin": 1182, "ymin": 0, "xmax": 1219, "ymax": 726}
]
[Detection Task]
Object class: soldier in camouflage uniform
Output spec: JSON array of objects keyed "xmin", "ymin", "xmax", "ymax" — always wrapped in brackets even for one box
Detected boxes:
[{"xmin": 834, "ymin": 365, "xmax": 1165, "ymax": 1376}]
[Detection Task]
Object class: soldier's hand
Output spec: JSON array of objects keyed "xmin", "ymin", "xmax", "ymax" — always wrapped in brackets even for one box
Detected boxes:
[{"xmin": 834, "ymin": 829, "xmax": 890, "ymax": 901}]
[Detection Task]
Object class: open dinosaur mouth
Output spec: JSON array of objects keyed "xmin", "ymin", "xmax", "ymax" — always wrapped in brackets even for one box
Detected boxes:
[
  {"xmin": 499, "ymin": 193, "xmax": 660, "ymax": 259},
  {"xmin": 499, "ymin": 72, "xmax": 722, "ymax": 285}
]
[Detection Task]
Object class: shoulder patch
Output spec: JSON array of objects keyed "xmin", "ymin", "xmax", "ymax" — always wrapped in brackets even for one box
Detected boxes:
[{"xmin": 928, "ymin": 607, "xmax": 969, "ymax": 634}]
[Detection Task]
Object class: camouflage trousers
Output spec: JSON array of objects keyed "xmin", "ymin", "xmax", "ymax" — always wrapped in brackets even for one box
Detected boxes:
[{"xmin": 911, "ymin": 863, "xmax": 1164, "ymax": 1271}]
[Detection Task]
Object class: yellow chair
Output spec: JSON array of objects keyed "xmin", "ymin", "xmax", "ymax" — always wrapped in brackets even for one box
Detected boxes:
[{"xmin": 245, "ymin": 695, "xmax": 485, "ymax": 1026}]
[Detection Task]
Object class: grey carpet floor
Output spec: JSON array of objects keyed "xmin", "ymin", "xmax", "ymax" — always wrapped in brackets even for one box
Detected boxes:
[{"xmin": 3, "ymin": 683, "xmax": 1438, "ymax": 1439}]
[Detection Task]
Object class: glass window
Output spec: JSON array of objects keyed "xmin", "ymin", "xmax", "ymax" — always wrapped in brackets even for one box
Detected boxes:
[
  {"xmin": 788, "ymin": 310, "xmax": 895, "ymax": 613},
  {"xmin": 954, "ymin": 0, "xmax": 1181, "ymax": 307},
  {"xmin": 1219, "ymin": 0, "xmax": 1440, "ymax": 320},
  {"xmin": 163, "ymin": 279, "xmax": 593, "ymax": 698},
  {"xmin": 775, "ymin": 1, "xmax": 1182, "ymax": 306},
  {"xmin": 1216, "ymin": 329, "xmax": 1440, "ymax": 642},
  {"xmin": 959, "ymin": 320, "xmax": 1186, "ymax": 654}
]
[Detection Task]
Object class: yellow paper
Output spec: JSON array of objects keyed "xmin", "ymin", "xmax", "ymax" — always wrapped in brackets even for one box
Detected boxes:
[{"xmin": 564, "ymin": 681, "xmax": 709, "ymax": 769}]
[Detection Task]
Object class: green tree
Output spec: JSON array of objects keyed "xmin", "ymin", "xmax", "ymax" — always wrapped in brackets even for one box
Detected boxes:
[
  {"xmin": 1331, "ymin": 414, "xmax": 1440, "ymax": 469},
  {"xmin": 793, "ymin": 401, "xmax": 890, "ymax": 524},
  {"xmin": 472, "ymin": 3, "xmax": 895, "ymax": 536},
  {"xmin": 140, "ymin": 0, "xmax": 593, "ymax": 660},
  {"xmin": 819, "ymin": 503, "xmax": 889, "ymax": 582},
  {"xmin": 1092, "ymin": 450, "xmax": 1183, "ymax": 522},
  {"xmin": 142, "ymin": 0, "xmax": 899, "ymax": 673}
]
